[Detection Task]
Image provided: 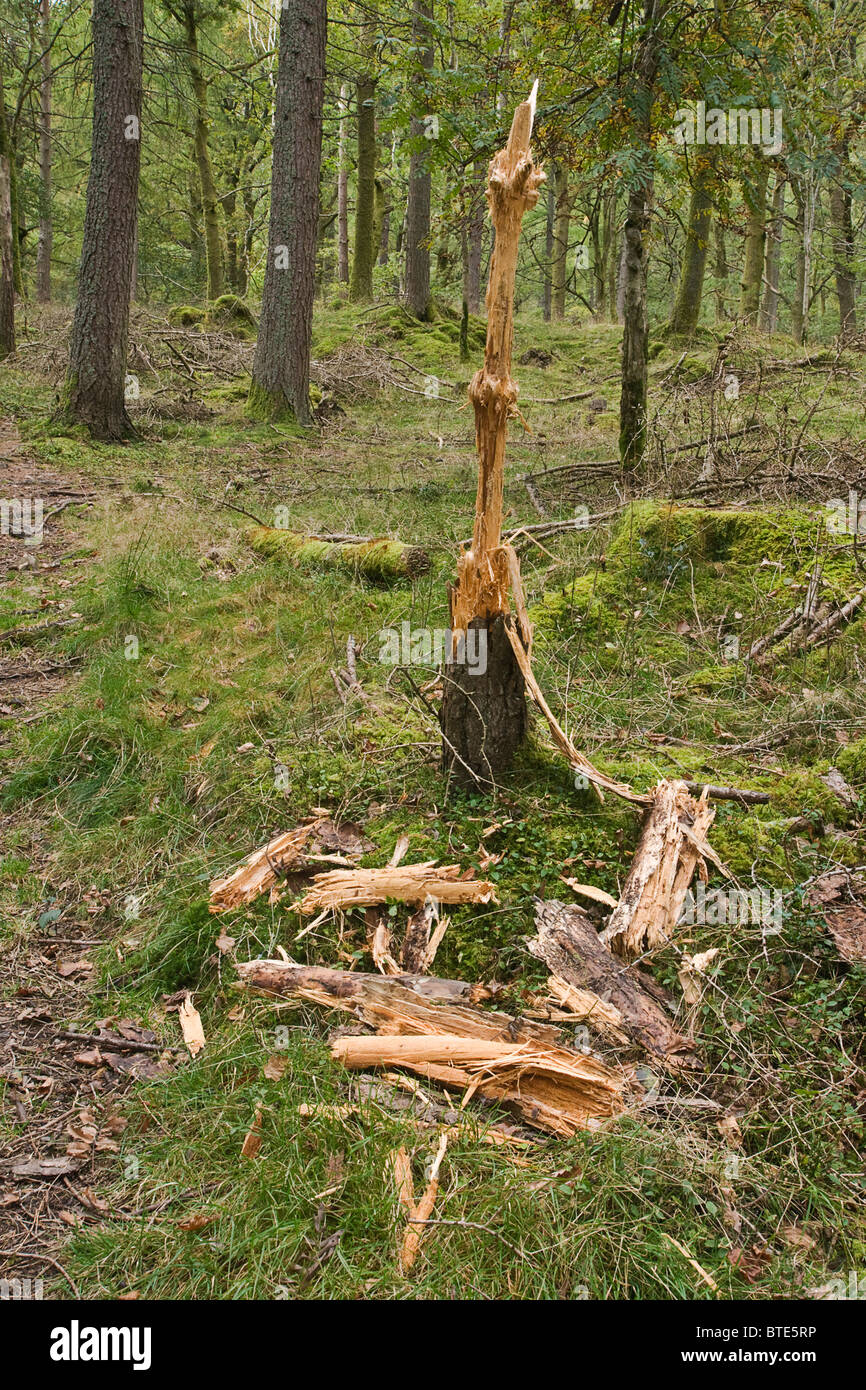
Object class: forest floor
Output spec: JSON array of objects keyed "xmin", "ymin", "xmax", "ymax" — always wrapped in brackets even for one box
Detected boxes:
[{"xmin": 0, "ymin": 300, "xmax": 864, "ymax": 1300}]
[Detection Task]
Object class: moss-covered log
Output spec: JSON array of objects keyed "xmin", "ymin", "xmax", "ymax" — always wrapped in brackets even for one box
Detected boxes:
[{"xmin": 247, "ymin": 524, "xmax": 430, "ymax": 582}]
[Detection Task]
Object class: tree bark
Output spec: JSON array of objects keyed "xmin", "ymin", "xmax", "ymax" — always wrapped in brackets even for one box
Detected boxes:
[
  {"xmin": 830, "ymin": 142, "xmax": 856, "ymax": 336},
  {"xmin": 183, "ymin": 2, "xmax": 224, "ymax": 301},
  {"xmin": 35, "ymin": 0, "xmax": 52, "ymax": 302},
  {"xmin": 0, "ymin": 152, "xmax": 14, "ymax": 359},
  {"xmin": 551, "ymin": 162, "xmax": 570, "ymax": 319},
  {"xmin": 337, "ymin": 81, "xmax": 349, "ymax": 283},
  {"xmin": 465, "ymin": 158, "xmax": 485, "ymax": 313},
  {"xmin": 249, "ymin": 0, "xmax": 326, "ymax": 426},
  {"xmin": 58, "ymin": 0, "xmax": 143, "ymax": 440},
  {"xmin": 739, "ymin": 156, "xmax": 768, "ymax": 324},
  {"xmin": 618, "ymin": 3, "xmax": 661, "ymax": 477},
  {"xmin": 542, "ymin": 175, "xmax": 554, "ymax": 320},
  {"xmin": 441, "ymin": 91, "xmax": 544, "ymax": 787},
  {"xmin": 759, "ymin": 170, "xmax": 785, "ymax": 333},
  {"xmin": 403, "ymin": 0, "xmax": 435, "ymax": 319},
  {"xmin": 349, "ymin": 63, "xmax": 376, "ymax": 301},
  {"xmin": 668, "ymin": 150, "xmax": 715, "ymax": 336},
  {"xmin": 713, "ymin": 218, "xmax": 727, "ymax": 321}
]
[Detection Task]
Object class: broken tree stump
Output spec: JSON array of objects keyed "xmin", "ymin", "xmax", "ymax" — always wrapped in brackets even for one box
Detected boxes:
[
  {"xmin": 530, "ymin": 900, "xmax": 698, "ymax": 1069},
  {"xmin": 441, "ymin": 86, "xmax": 545, "ymax": 787},
  {"xmin": 599, "ymin": 779, "xmax": 721, "ymax": 960}
]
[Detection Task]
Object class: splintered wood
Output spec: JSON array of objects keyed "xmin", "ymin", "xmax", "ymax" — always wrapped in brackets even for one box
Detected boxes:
[
  {"xmin": 530, "ymin": 900, "xmax": 698, "ymax": 1069},
  {"xmin": 600, "ymin": 779, "xmax": 721, "ymax": 960},
  {"xmin": 234, "ymin": 960, "xmax": 625, "ymax": 1136},
  {"xmin": 295, "ymin": 864, "xmax": 496, "ymax": 914},
  {"xmin": 209, "ymin": 824, "xmax": 316, "ymax": 912}
]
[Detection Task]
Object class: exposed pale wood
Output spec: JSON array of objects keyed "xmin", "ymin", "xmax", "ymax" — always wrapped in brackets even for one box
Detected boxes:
[
  {"xmin": 530, "ymin": 900, "xmax": 698, "ymax": 1069},
  {"xmin": 296, "ymin": 863, "xmax": 496, "ymax": 914},
  {"xmin": 235, "ymin": 957, "xmax": 626, "ymax": 1135},
  {"xmin": 209, "ymin": 824, "xmax": 316, "ymax": 912},
  {"xmin": 599, "ymin": 780, "xmax": 719, "ymax": 959}
]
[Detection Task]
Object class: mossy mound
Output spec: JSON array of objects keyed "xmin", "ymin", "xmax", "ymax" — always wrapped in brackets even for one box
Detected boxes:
[
  {"xmin": 208, "ymin": 295, "xmax": 258, "ymax": 338},
  {"xmin": 167, "ymin": 305, "xmax": 206, "ymax": 328}
]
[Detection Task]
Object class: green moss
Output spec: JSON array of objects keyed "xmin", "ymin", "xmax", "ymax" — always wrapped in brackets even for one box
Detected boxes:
[
  {"xmin": 208, "ymin": 295, "xmax": 257, "ymax": 338},
  {"xmin": 167, "ymin": 305, "xmax": 206, "ymax": 328},
  {"xmin": 835, "ymin": 737, "xmax": 866, "ymax": 788}
]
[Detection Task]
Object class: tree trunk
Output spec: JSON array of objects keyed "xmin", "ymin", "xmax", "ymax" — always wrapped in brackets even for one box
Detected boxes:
[
  {"xmin": 35, "ymin": 0, "xmax": 52, "ymax": 302},
  {"xmin": 349, "ymin": 30, "xmax": 376, "ymax": 303},
  {"xmin": 57, "ymin": 0, "xmax": 142, "ymax": 440},
  {"xmin": 0, "ymin": 44, "xmax": 21, "ymax": 307},
  {"xmin": 830, "ymin": 142, "xmax": 856, "ymax": 336},
  {"xmin": 465, "ymin": 158, "xmax": 485, "ymax": 313},
  {"xmin": 441, "ymin": 90, "xmax": 544, "ymax": 788},
  {"xmin": 184, "ymin": 2, "xmax": 224, "ymax": 301},
  {"xmin": 542, "ymin": 175, "xmax": 554, "ymax": 320},
  {"xmin": 403, "ymin": 0, "xmax": 435, "ymax": 320},
  {"xmin": 0, "ymin": 152, "xmax": 14, "ymax": 359},
  {"xmin": 618, "ymin": 6, "xmax": 661, "ymax": 477},
  {"xmin": 551, "ymin": 163, "xmax": 570, "ymax": 319},
  {"xmin": 739, "ymin": 157, "xmax": 768, "ymax": 324},
  {"xmin": 714, "ymin": 219, "xmax": 727, "ymax": 321},
  {"xmin": 249, "ymin": 0, "xmax": 326, "ymax": 426},
  {"xmin": 337, "ymin": 81, "xmax": 349, "ymax": 283},
  {"xmin": 791, "ymin": 176, "xmax": 815, "ymax": 347},
  {"xmin": 668, "ymin": 151, "xmax": 715, "ymax": 335},
  {"xmin": 759, "ymin": 170, "xmax": 785, "ymax": 333}
]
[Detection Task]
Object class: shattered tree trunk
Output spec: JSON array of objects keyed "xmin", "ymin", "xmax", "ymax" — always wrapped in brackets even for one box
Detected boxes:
[
  {"xmin": 530, "ymin": 900, "xmax": 697, "ymax": 1069},
  {"xmin": 235, "ymin": 959, "xmax": 625, "ymax": 1135},
  {"xmin": 600, "ymin": 779, "xmax": 717, "ymax": 960},
  {"xmin": 441, "ymin": 89, "xmax": 545, "ymax": 788}
]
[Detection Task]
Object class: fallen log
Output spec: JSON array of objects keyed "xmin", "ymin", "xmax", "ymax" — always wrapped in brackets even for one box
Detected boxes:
[
  {"xmin": 599, "ymin": 780, "xmax": 721, "ymax": 960},
  {"xmin": 235, "ymin": 958, "xmax": 626, "ymax": 1136},
  {"xmin": 295, "ymin": 863, "xmax": 496, "ymax": 914},
  {"xmin": 683, "ymin": 782, "xmax": 770, "ymax": 806},
  {"xmin": 209, "ymin": 824, "xmax": 317, "ymax": 912},
  {"xmin": 247, "ymin": 524, "xmax": 430, "ymax": 581},
  {"xmin": 530, "ymin": 900, "xmax": 697, "ymax": 1069}
]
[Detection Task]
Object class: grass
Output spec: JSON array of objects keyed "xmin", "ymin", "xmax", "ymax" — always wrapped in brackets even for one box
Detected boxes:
[{"xmin": 0, "ymin": 300, "xmax": 864, "ymax": 1299}]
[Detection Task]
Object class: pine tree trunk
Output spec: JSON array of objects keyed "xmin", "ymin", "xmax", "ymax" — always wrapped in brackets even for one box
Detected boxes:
[
  {"xmin": 759, "ymin": 171, "xmax": 785, "ymax": 333},
  {"xmin": 184, "ymin": 2, "xmax": 224, "ymax": 301},
  {"xmin": 739, "ymin": 157, "xmax": 768, "ymax": 324},
  {"xmin": 542, "ymin": 176, "xmax": 554, "ymax": 320},
  {"xmin": 618, "ymin": 8, "xmax": 660, "ymax": 477},
  {"xmin": 465, "ymin": 158, "xmax": 485, "ymax": 313},
  {"xmin": 668, "ymin": 151, "xmax": 715, "ymax": 335},
  {"xmin": 349, "ymin": 38, "xmax": 376, "ymax": 303},
  {"xmin": 0, "ymin": 153, "xmax": 14, "ymax": 359},
  {"xmin": 714, "ymin": 219, "xmax": 727, "ymax": 321},
  {"xmin": 337, "ymin": 82, "xmax": 349, "ymax": 283},
  {"xmin": 0, "ymin": 46, "xmax": 21, "ymax": 304},
  {"xmin": 551, "ymin": 163, "xmax": 570, "ymax": 319},
  {"xmin": 403, "ymin": 0, "xmax": 434, "ymax": 319},
  {"xmin": 58, "ymin": 0, "xmax": 142, "ymax": 439},
  {"xmin": 35, "ymin": 0, "xmax": 52, "ymax": 303},
  {"xmin": 791, "ymin": 177, "xmax": 815, "ymax": 347},
  {"xmin": 830, "ymin": 142, "xmax": 856, "ymax": 336},
  {"xmin": 249, "ymin": 0, "xmax": 326, "ymax": 426}
]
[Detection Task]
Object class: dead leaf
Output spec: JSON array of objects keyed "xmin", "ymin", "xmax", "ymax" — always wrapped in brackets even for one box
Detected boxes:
[
  {"xmin": 215, "ymin": 930, "xmax": 236, "ymax": 955},
  {"xmin": 179, "ymin": 992, "xmax": 205, "ymax": 1057},
  {"xmin": 728, "ymin": 1244, "xmax": 772, "ymax": 1283},
  {"xmin": 263, "ymin": 1055, "xmax": 287, "ymax": 1082},
  {"xmin": 177, "ymin": 1211, "xmax": 216, "ymax": 1232},
  {"xmin": 57, "ymin": 959, "xmax": 93, "ymax": 977},
  {"xmin": 824, "ymin": 904, "xmax": 866, "ymax": 963},
  {"xmin": 240, "ymin": 1106, "xmax": 263, "ymax": 1159},
  {"xmin": 717, "ymin": 1113, "xmax": 743, "ymax": 1148}
]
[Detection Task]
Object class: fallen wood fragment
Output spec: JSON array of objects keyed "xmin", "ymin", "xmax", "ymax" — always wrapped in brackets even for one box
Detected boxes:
[
  {"xmin": 399, "ymin": 899, "xmax": 449, "ymax": 973},
  {"xmin": 247, "ymin": 524, "xmax": 430, "ymax": 581},
  {"xmin": 599, "ymin": 780, "xmax": 720, "ymax": 960},
  {"xmin": 235, "ymin": 958, "xmax": 626, "ymax": 1135},
  {"xmin": 333, "ymin": 1034, "xmax": 624, "ymax": 1136},
  {"xmin": 296, "ymin": 863, "xmax": 496, "ymax": 915},
  {"xmin": 391, "ymin": 1132, "xmax": 448, "ymax": 1274},
  {"xmin": 209, "ymin": 824, "xmax": 317, "ymax": 912},
  {"xmin": 530, "ymin": 901, "xmax": 697, "ymax": 1068},
  {"xmin": 178, "ymin": 992, "xmax": 205, "ymax": 1057},
  {"xmin": 683, "ymin": 782, "xmax": 770, "ymax": 805}
]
